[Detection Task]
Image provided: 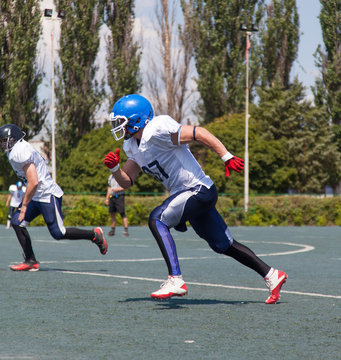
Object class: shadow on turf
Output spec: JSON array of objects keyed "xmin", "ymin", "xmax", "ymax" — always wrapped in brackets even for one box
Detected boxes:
[{"xmin": 119, "ymin": 297, "xmax": 263, "ymax": 309}]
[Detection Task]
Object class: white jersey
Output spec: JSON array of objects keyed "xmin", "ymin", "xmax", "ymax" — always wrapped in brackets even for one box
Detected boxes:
[
  {"xmin": 8, "ymin": 184, "xmax": 26, "ymax": 207},
  {"xmin": 123, "ymin": 115, "xmax": 213, "ymax": 195},
  {"xmin": 7, "ymin": 139, "xmax": 63, "ymax": 203},
  {"xmin": 108, "ymin": 174, "xmax": 124, "ymax": 195}
]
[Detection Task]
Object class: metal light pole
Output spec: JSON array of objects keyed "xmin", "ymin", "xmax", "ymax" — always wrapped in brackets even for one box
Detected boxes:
[
  {"xmin": 44, "ymin": 9, "xmax": 65, "ymax": 182},
  {"xmin": 240, "ymin": 24, "xmax": 258, "ymax": 212}
]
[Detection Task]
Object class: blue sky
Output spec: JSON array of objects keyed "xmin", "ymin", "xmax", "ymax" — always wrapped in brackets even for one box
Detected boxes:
[
  {"xmin": 135, "ymin": 0, "xmax": 323, "ymax": 99},
  {"xmin": 293, "ymin": 0, "xmax": 322, "ymax": 96}
]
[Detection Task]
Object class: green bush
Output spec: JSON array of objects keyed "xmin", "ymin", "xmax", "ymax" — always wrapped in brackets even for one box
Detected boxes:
[
  {"xmin": 0, "ymin": 199, "xmax": 7, "ymax": 224},
  {"xmin": 63, "ymin": 197, "xmax": 108, "ymax": 226},
  {"xmin": 126, "ymin": 203, "xmax": 150, "ymax": 225},
  {"xmin": 1, "ymin": 193, "xmax": 341, "ymax": 227}
]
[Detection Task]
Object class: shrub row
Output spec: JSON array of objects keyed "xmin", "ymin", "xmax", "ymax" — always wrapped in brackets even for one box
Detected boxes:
[{"xmin": 0, "ymin": 193, "xmax": 340, "ymax": 227}]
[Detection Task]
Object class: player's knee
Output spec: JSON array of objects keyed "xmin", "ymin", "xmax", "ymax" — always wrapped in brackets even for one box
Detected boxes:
[
  {"xmin": 201, "ymin": 234, "xmax": 231, "ymax": 254},
  {"xmin": 148, "ymin": 212, "xmax": 165, "ymax": 233},
  {"xmin": 149, "ymin": 207, "xmax": 161, "ymax": 223},
  {"xmin": 208, "ymin": 242, "xmax": 228, "ymax": 254},
  {"xmin": 49, "ymin": 228, "xmax": 64, "ymax": 240},
  {"xmin": 148, "ymin": 214, "xmax": 156, "ymax": 230},
  {"xmin": 12, "ymin": 223, "xmax": 22, "ymax": 232},
  {"xmin": 11, "ymin": 216, "xmax": 20, "ymax": 227}
]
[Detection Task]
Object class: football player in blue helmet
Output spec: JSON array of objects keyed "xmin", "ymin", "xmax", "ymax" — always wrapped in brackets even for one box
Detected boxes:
[
  {"xmin": 110, "ymin": 94, "xmax": 154, "ymax": 140},
  {"xmin": 104, "ymin": 94, "xmax": 287, "ymax": 304}
]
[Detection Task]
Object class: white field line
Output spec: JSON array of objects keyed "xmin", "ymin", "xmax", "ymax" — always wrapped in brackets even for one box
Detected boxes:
[
  {"xmin": 242, "ymin": 241, "xmax": 315, "ymax": 256},
  {"xmin": 39, "ymin": 256, "xmax": 214, "ymax": 264},
  {"xmin": 21, "ymin": 241, "xmax": 315, "ymax": 265},
  {"xmin": 59, "ymin": 270, "xmax": 341, "ymax": 300}
]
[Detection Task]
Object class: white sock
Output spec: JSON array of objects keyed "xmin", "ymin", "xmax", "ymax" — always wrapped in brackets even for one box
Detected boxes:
[{"xmin": 265, "ymin": 267, "xmax": 275, "ymax": 279}]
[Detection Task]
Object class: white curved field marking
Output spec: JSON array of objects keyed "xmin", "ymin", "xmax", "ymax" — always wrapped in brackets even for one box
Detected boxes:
[
  {"xmin": 242, "ymin": 240, "xmax": 315, "ymax": 256},
  {"xmin": 60, "ymin": 270, "xmax": 341, "ymax": 300},
  {"xmin": 38, "ymin": 241, "xmax": 314, "ymax": 264},
  {"xmin": 39, "ymin": 256, "xmax": 214, "ymax": 264}
]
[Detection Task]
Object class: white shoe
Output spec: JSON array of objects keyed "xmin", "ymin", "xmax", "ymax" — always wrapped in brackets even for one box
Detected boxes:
[
  {"xmin": 6, "ymin": 220, "xmax": 11, "ymax": 229},
  {"xmin": 264, "ymin": 268, "xmax": 288, "ymax": 304},
  {"xmin": 151, "ymin": 275, "xmax": 188, "ymax": 299}
]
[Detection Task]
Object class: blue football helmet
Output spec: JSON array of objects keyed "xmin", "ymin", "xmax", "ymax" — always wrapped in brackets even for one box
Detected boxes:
[
  {"xmin": 110, "ymin": 94, "xmax": 154, "ymax": 140},
  {"xmin": 16, "ymin": 181, "xmax": 23, "ymax": 188}
]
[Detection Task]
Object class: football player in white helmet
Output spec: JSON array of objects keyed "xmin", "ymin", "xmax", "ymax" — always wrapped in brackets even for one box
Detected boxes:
[
  {"xmin": 0, "ymin": 124, "xmax": 108, "ymax": 271},
  {"xmin": 104, "ymin": 94, "xmax": 288, "ymax": 304}
]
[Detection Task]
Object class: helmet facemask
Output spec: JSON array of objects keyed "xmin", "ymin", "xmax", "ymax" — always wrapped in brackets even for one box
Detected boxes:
[
  {"xmin": 110, "ymin": 114, "xmax": 149, "ymax": 140},
  {"xmin": 0, "ymin": 128, "xmax": 25, "ymax": 152},
  {"xmin": 110, "ymin": 113, "xmax": 129, "ymax": 141}
]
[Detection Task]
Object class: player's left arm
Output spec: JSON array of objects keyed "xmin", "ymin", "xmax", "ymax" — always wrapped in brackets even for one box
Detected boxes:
[
  {"xmin": 172, "ymin": 125, "xmax": 244, "ymax": 177},
  {"xmin": 19, "ymin": 163, "xmax": 38, "ymax": 222},
  {"xmin": 173, "ymin": 125, "xmax": 228, "ymax": 157}
]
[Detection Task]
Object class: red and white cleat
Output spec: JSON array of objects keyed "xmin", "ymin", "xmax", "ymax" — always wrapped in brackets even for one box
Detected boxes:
[
  {"xmin": 264, "ymin": 268, "xmax": 288, "ymax": 304},
  {"xmin": 10, "ymin": 262, "xmax": 39, "ymax": 272},
  {"xmin": 92, "ymin": 227, "xmax": 108, "ymax": 255},
  {"xmin": 151, "ymin": 275, "xmax": 188, "ymax": 299}
]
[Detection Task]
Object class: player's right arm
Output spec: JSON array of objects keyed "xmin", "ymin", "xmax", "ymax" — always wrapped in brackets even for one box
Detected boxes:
[
  {"xmin": 104, "ymin": 149, "xmax": 140, "ymax": 189},
  {"xmin": 19, "ymin": 162, "xmax": 38, "ymax": 222},
  {"xmin": 115, "ymin": 159, "xmax": 140, "ymax": 188},
  {"xmin": 105, "ymin": 186, "xmax": 111, "ymax": 206},
  {"xmin": 6, "ymin": 194, "xmax": 12, "ymax": 207}
]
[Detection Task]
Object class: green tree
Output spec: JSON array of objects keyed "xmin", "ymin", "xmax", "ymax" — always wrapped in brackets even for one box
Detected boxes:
[
  {"xmin": 260, "ymin": 0, "xmax": 299, "ymax": 88},
  {"xmin": 189, "ymin": 114, "xmax": 287, "ymax": 196},
  {"xmin": 104, "ymin": 0, "xmax": 141, "ymax": 106},
  {"xmin": 253, "ymin": 80, "xmax": 341, "ymax": 193},
  {"xmin": 54, "ymin": 0, "xmax": 104, "ymax": 161},
  {"xmin": 0, "ymin": 0, "xmax": 46, "ymax": 135},
  {"xmin": 314, "ymin": 0, "xmax": 341, "ymax": 126},
  {"xmin": 182, "ymin": 0, "xmax": 264, "ymax": 123},
  {"xmin": 314, "ymin": 0, "xmax": 341, "ymax": 158},
  {"xmin": 0, "ymin": 0, "xmax": 47, "ymax": 188}
]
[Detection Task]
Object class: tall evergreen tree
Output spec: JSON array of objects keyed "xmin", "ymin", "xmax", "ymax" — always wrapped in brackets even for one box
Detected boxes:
[
  {"xmin": 253, "ymin": 80, "xmax": 341, "ymax": 193},
  {"xmin": 313, "ymin": 0, "xmax": 341, "ymax": 180},
  {"xmin": 314, "ymin": 0, "xmax": 341, "ymax": 126},
  {"xmin": 54, "ymin": 0, "xmax": 104, "ymax": 161},
  {"xmin": 0, "ymin": 0, "xmax": 46, "ymax": 136},
  {"xmin": 181, "ymin": 0, "xmax": 264, "ymax": 123},
  {"xmin": 0, "ymin": 0, "xmax": 47, "ymax": 188},
  {"xmin": 103, "ymin": 0, "xmax": 141, "ymax": 106},
  {"xmin": 260, "ymin": 0, "xmax": 299, "ymax": 88}
]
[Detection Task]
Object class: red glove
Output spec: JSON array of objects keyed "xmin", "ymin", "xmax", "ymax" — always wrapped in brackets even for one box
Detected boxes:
[
  {"xmin": 104, "ymin": 149, "xmax": 120, "ymax": 172},
  {"xmin": 224, "ymin": 156, "xmax": 244, "ymax": 177}
]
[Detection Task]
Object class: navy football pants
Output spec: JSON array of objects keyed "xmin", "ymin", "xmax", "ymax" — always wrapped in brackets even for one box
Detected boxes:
[{"xmin": 149, "ymin": 184, "xmax": 234, "ymax": 276}]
